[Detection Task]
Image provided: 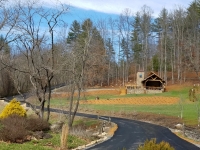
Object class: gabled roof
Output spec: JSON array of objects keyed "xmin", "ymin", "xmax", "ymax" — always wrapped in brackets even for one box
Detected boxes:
[{"xmin": 142, "ymin": 71, "xmax": 165, "ymax": 83}]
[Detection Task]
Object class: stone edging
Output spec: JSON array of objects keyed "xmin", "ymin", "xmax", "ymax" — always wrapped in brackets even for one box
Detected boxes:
[{"xmin": 72, "ymin": 122, "xmax": 118, "ymax": 150}]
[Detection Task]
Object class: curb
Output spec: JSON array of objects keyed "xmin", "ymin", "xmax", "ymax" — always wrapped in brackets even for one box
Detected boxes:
[{"xmin": 72, "ymin": 122, "xmax": 118, "ymax": 150}]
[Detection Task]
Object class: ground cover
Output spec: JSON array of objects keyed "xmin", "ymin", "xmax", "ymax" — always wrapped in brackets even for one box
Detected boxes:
[
  {"xmin": 50, "ymin": 84, "xmax": 200, "ymax": 126},
  {"xmin": 0, "ymin": 133, "xmax": 87, "ymax": 150},
  {"xmin": 0, "ymin": 103, "xmax": 104, "ymax": 150},
  {"xmin": 1, "ymin": 83, "xmax": 200, "ymax": 148},
  {"xmin": 80, "ymin": 97, "xmax": 179, "ymax": 105},
  {"xmin": 78, "ymin": 103, "xmax": 199, "ymax": 126}
]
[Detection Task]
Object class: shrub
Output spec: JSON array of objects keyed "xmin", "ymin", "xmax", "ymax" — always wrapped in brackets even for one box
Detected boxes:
[
  {"xmin": 0, "ymin": 115, "xmax": 50, "ymax": 143},
  {"xmin": 0, "ymin": 115, "xmax": 29, "ymax": 142},
  {"xmin": 0, "ymin": 98, "xmax": 26, "ymax": 118},
  {"xmin": 25, "ymin": 117, "xmax": 50, "ymax": 131},
  {"xmin": 137, "ymin": 138, "xmax": 174, "ymax": 150}
]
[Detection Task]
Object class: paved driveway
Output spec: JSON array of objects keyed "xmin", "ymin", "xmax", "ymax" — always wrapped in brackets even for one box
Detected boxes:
[{"xmin": 49, "ymin": 108, "xmax": 200, "ymax": 150}]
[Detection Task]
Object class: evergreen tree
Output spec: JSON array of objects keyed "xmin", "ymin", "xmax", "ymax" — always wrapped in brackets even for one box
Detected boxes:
[
  {"xmin": 120, "ymin": 37, "xmax": 130, "ymax": 60},
  {"xmin": 105, "ymin": 38, "xmax": 115, "ymax": 60},
  {"xmin": 67, "ymin": 20, "xmax": 81, "ymax": 44},
  {"xmin": 131, "ymin": 15, "xmax": 143, "ymax": 65}
]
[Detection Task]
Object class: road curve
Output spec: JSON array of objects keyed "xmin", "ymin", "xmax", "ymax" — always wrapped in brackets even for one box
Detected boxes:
[
  {"xmin": 87, "ymin": 117, "xmax": 200, "ymax": 150},
  {"xmin": 48, "ymin": 108, "xmax": 200, "ymax": 150}
]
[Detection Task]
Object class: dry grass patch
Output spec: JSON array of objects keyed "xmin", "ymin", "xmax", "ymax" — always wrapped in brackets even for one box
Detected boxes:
[
  {"xmin": 107, "ymin": 123, "xmax": 118, "ymax": 136},
  {"xmin": 51, "ymin": 89, "xmax": 120, "ymax": 99},
  {"xmin": 80, "ymin": 97, "xmax": 179, "ymax": 105},
  {"xmin": 129, "ymin": 112, "xmax": 182, "ymax": 128}
]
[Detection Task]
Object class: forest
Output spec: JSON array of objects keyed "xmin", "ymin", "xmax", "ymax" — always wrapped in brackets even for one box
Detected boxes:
[{"xmin": 1, "ymin": 0, "xmax": 200, "ymax": 120}]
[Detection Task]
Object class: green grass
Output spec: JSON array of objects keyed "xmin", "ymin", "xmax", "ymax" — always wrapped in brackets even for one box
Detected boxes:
[
  {"xmin": 79, "ymin": 103, "xmax": 199, "ymax": 125},
  {"xmin": 2, "ymin": 85, "xmax": 196, "ymax": 126},
  {"xmin": 0, "ymin": 85, "xmax": 198, "ymax": 149},
  {"xmin": 0, "ymin": 142, "xmax": 52, "ymax": 150},
  {"xmin": 0, "ymin": 132, "xmax": 88, "ymax": 150},
  {"xmin": 50, "ymin": 86, "xmax": 191, "ymax": 103},
  {"xmin": 84, "ymin": 86, "xmax": 191, "ymax": 100},
  {"xmin": 162, "ymin": 87, "xmax": 191, "ymax": 98},
  {"xmin": 40, "ymin": 85, "xmax": 200, "ymax": 126},
  {"xmin": 78, "ymin": 86, "xmax": 200, "ymax": 126},
  {"xmin": 73, "ymin": 118, "xmax": 100, "ymax": 127}
]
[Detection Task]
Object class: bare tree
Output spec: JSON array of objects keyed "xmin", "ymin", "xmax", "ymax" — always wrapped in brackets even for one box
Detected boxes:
[
  {"xmin": 1, "ymin": 1, "xmax": 68, "ymax": 121},
  {"xmin": 170, "ymin": 7, "xmax": 186, "ymax": 83},
  {"xmin": 42, "ymin": 4, "xmax": 68, "ymax": 121},
  {"xmin": 0, "ymin": 2, "xmax": 20, "ymax": 49},
  {"xmin": 65, "ymin": 19, "xmax": 106, "ymax": 129},
  {"xmin": 64, "ymin": 19, "xmax": 92, "ymax": 129},
  {"xmin": 184, "ymin": 2, "xmax": 200, "ymax": 80},
  {"xmin": 0, "ymin": 1, "xmax": 20, "ymax": 97},
  {"xmin": 107, "ymin": 17, "xmax": 118, "ymax": 85},
  {"xmin": 156, "ymin": 8, "xmax": 170, "ymax": 83},
  {"xmin": 118, "ymin": 8, "xmax": 133, "ymax": 85},
  {"xmin": 135, "ymin": 5, "xmax": 153, "ymax": 77}
]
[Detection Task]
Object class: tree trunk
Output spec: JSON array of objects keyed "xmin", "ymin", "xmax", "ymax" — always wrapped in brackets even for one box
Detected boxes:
[{"xmin": 68, "ymin": 84, "xmax": 75, "ymax": 129}]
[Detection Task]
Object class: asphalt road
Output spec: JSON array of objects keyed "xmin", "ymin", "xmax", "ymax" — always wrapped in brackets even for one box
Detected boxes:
[
  {"xmin": 49, "ymin": 108, "xmax": 200, "ymax": 150},
  {"xmin": 87, "ymin": 117, "xmax": 200, "ymax": 150}
]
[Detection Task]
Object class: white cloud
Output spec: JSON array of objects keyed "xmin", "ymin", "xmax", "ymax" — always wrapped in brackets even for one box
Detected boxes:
[
  {"xmin": 6, "ymin": 0, "xmax": 192, "ymax": 17},
  {"xmin": 41, "ymin": 0, "xmax": 193, "ymax": 17}
]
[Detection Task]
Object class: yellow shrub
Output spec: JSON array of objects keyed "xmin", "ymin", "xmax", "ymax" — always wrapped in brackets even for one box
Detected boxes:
[
  {"xmin": 137, "ymin": 138, "xmax": 174, "ymax": 150},
  {"xmin": 0, "ymin": 98, "xmax": 26, "ymax": 119}
]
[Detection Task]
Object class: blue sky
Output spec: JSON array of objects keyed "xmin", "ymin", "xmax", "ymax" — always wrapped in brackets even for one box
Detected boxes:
[
  {"xmin": 4, "ymin": 0, "xmax": 194, "ymax": 58},
  {"xmin": 6, "ymin": 0, "xmax": 194, "ymax": 43},
  {"xmin": 66, "ymin": 6, "xmax": 119, "ymax": 25},
  {"xmin": 38, "ymin": 0, "xmax": 194, "ymax": 29},
  {"xmin": 11, "ymin": 0, "xmax": 194, "ymax": 32},
  {"xmin": 43, "ymin": 0, "xmax": 193, "ymax": 17}
]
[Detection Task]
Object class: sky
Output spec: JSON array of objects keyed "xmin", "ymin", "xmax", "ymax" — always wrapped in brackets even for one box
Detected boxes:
[
  {"xmin": 41, "ymin": 0, "xmax": 193, "ymax": 17},
  {"xmin": 7, "ymin": 0, "xmax": 194, "ymax": 29},
  {"xmin": 34, "ymin": 0, "xmax": 194, "ymax": 29},
  {"xmin": 4, "ymin": 0, "xmax": 195, "ymax": 58},
  {"xmin": 5, "ymin": 0, "xmax": 195, "ymax": 45}
]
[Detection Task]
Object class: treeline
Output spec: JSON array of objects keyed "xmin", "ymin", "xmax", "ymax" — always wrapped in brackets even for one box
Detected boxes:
[{"xmin": 1, "ymin": 0, "xmax": 200, "ymax": 99}]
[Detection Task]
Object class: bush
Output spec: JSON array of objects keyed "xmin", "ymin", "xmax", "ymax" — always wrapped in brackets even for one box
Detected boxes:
[
  {"xmin": 26, "ymin": 117, "xmax": 50, "ymax": 131},
  {"xmin": 0, "ymin": 115, "xmax": 50, "ymax": 143},
  {"xmin": 0, "ymin": 98, "xmax": 26, "ymax": 118},
  {"xmin": 0, "ymin": 115, "xmax": 29, "ymax": 142},
  {"xmin": 137, "ymin": 138, "xmax": 174, "ymax": 150}
]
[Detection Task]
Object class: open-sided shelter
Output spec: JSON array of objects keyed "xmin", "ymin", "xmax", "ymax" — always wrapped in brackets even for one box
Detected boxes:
[{"xmin": 142, "ymin": 71, "xmax": 165, "ymax": 91}]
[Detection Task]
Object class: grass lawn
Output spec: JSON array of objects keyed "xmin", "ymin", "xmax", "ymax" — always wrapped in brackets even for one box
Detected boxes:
[
  {"xmin": 79, "ymin": 103, "xmax": 199, "ymax": 126},
  {"xmin": 0, "ymin": 84, "xmax": 199, "ymax": 149},
  {"xmin": 49, "ymin": 85, "xmax": 200, "ymax": 126},
  {"xmin": 0, "ymin": 134, "xmax": 87, "ymax": 150},
  {"xmin": 1, "ymin": 84, "xmax": 199, "ymax": 128}
]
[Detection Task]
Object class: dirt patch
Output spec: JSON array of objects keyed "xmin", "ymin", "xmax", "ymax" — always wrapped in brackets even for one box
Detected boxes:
[
  {"xmin": 107, "ymin": 123, "xmax": 118, "ymax": 136},
  {"xmin": 52, "ymin": 89, "xmax": 120, "ymax": 99},
  {"xmin": 166, "ymin": 83, "xmax": 192, "ymax": 91},
  {"xmin": 128, "ymin": 112, "xmax": 182, "ymax": 128},
  {"xmin": 52, "ymin": 83, "xmax": 196, "ymax": 99},
  {"xmin": 80, "ymin": 97, "xmax": 179, "ymax": 105}
]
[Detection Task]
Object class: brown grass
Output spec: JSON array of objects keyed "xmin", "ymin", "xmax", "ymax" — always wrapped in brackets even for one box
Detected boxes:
[
  {"xmin": 165, "ymin": 83, "xmax": 193, "ymax": 92},
  {"xmin": 51, "ymin": 89, "xmax": 120, "ymax": 99},
  {"xmin": 80, "ymin": 97, "xmax": 179, "ymax": 105},
  {"xmin": 108, "ymin": 123, "xmax": 118, "ymax": 136}
]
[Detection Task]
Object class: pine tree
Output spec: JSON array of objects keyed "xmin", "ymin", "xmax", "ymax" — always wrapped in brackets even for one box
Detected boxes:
[{"xmin": 67, "ymin": 20, "xmax": 81, "ymax": 44}]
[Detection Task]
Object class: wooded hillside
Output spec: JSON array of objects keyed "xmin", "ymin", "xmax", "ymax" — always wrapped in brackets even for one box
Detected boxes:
[{"xmin": 1, "ymin": 0, "xmax": 200, "ymax": 96}]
